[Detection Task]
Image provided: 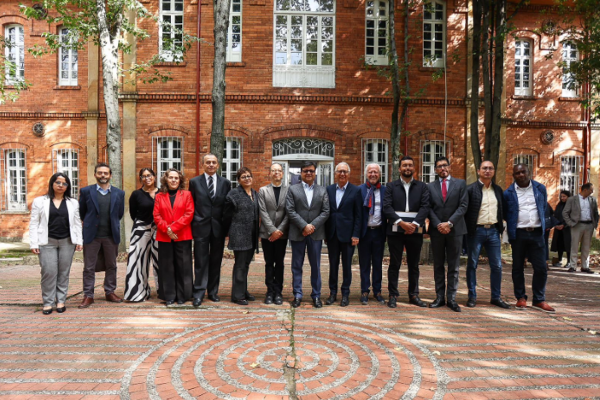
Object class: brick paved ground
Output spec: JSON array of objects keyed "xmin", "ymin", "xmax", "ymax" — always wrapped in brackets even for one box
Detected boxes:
[{"xmin": 1, "ymin": 252, "xmax": 600, "ymax": 400}]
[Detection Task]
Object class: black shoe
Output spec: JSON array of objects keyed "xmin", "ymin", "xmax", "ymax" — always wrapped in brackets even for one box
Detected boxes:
[
  {"xmin": 193, "ymin": 298, "xmax": 202, "ymax": 308},
  {"xmin": 387, "ymin": 296, "xmax": 397, "ymax": 308},
  {"xmin": 56, "ymin": 306, "xmax": 66, "ymax": 313},
  {"xmin": 409, "ymin": 296, "xmax": 427, "ymax": 307},
  {"xmin": 208, "ymin": 294, "xmax": 220, "ymax": 302},
  {"xmin": 166, "ymin": 300, "xmax": 175, "ymax": 306},
  {"xmin": 374, "ymin": 293, "xmax": 385, "ymax": 304},
  {"xmin": 582, "ymin": 268, "xmax": 594, "ymax": 274},
  {"xmin": 490, "ymin": 298, "xmax": 511, "ymax": 309},
  {"xmin": 245, "ymin": 293, "xmax": 256, "ymax": 301},
  {"xmin": 274, "ymin": 295, "xmax": 283, "ymax": 305},
  {"xmin": 447, "ymin": 300, "xmax": 461, "ymax": 312},
  {"xmin": 313, "ymin": 297, "xmax": 323, "ymax": 308},
  {"xmin": 292, "ymin": 297, "xmax": 302, "ymax": 308},
  {"xmin": 325, "ymin": 294, "xmax": 337, "ymax": 305},
  {"xmin": 265, "ymin": 294, "xmax": 274, "ymax": 305},
  {"xmin": 466, "ymin": 298, "xmax": 476, "ymax": 308},
  {"xmin": 340, "ymin": 296, "xmax": 349, "ymax": 307},
  {"xmin": 42, "ymin": 308, "xmax": 53, "ymax": 315},
  {"xmin": 234, "ymin": 299, "xmax": 248, "ymax": 305},
  {"xmin": 360, "ymin": 292, "xmax": 369, "ymax": 305},
  {"xmin": 177, "ymin": 300, "xmax": 185, "ymax": 305},
  {"xmin": 429, "ymin": 297, "xmax": 445, "ymax": 308}
]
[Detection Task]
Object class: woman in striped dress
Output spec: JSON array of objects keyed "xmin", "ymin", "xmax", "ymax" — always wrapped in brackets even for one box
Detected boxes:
[{"xmin": 124, "ymin": 168, "xmax": 159, "ymax": 302}]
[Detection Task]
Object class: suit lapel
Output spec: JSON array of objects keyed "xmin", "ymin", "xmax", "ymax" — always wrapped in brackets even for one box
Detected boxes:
[
  {"xmin": 297, "ymin": 184, "xmax": 310, "ymax": 209},
  {"xmin": 43, "ymin": 197, "xmax": 51, "ymax": 222},
  {"xmin": 266, "ymin": 184, "xmax": 277, "ymax": 209},
  {"xmin": 444, "ymin": 178, "xmax": 457, "ymax": 202},
  {"xmin": 277, "ymin": 186, "xmax": 288, "ymax": 211},
  {"xmin": 431, "ymin": 179, "xmax": 443, "ymax": 203},
  {"xmin": 90, "ymin": 187, "xmax": 100, "ymax": 213},
  {"xmin": 109, "ymin": 187, "xmax": 117, "ymax": 213}
]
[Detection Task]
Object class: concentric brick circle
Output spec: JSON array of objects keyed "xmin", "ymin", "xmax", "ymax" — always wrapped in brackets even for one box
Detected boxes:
[{"xmin": 122, "ymin": 314, "xmax": 441, "ymax": 399}]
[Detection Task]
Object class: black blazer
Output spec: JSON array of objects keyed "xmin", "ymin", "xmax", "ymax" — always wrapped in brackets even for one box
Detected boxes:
[
  {"xmin": 325, "ymin": 183, "xmax": 362, "ymax": 242},
  {"xmin": 383, "ymin": 179, "xmax": 430, "ymax": 236},
  {"xmin": 188, "ymin": 174, "xmax": 232, "ymax": 239},
  {"xmin": 427, "ymin": 177, "xmax": 468, "ymax": 236},
  {"xmin": 79, "ymin": 185, "xmax": 125, "ymax": 244}
]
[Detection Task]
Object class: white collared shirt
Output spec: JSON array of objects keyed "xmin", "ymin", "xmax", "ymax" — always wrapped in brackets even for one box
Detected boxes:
[
  {"xmin": 440, "ymin": 175, "xmax": 451, "ymax": 194},
  {"xmin": 515, "ymin": 181, "xmax": 541, "ymax": 228},
  {"xmin": 396, "ymin": 178, "xmax": 419, "ymax": 227},
  {"xmin": 367, "ymin": 187, "xmax": 382, "ymax": 227},
  {"xmin": 335, "ymin": 182, "xmax": 348, "ymax": 207},
  {"xmin": 303, "ymin": 181, "xmax": 315, "ymax": 207},
  {"xmin": 477, "ymin": 180, "xmax": 498, "ymax": 225},
  {"xmin": 579, "ymin": 194, "xmax": 592, "ymax": 221},
  {"xmin": 204, "ymin": 173, "xmax": 218, "ymax": 195}
]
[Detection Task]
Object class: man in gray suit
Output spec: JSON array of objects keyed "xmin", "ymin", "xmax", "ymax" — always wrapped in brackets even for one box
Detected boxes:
[
  {"xmin": 258, "ymin": 163, "xmax": 290, "ymax": 305},
  {"xmin": 427, "ymin": 156, "xmax": 468, "ymax": 312},
  {"xmin": 563, "ymin": 182, "xmax": 599, "ymax": 273},
  {"xmin": 285, "ymin": 161, "xmax": 330, "ymax": 308}
]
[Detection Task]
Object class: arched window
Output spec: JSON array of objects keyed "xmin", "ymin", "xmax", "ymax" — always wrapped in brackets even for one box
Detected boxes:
[
  {"xmin": 59, "ymin": 27, "xmax": 78, "ymax": 86},
  {"xmin": 227, "ymin": 0, "xmax": 243, "ymax": 62},
  {"xmin": 515, "ymin": 39, "xmax": 533, "ymax": 96},
  {"xmin": 421, "ymin": 140, "xmax": 447, "ymax": 183},
  {"xmin": 1, "ymin": 148, "xmax": 27, "ymax": 211},
  {"xmin": 4, "ymin": 24, "xmax": 25, "ymax": 83},
  {"xmin": 153, "ymin": 137, "xmax": 183, "ymax": 185},
  {"xmin": 160, "ymin": 0, "xmax": 184, "ymax": 62},
  {"xmin": 365, "ymin": 0, "xmax": 389, "ymax": 66},
  {"xmin": 423, "ymin": 0, "xmax": 445, "ymax": 67}
]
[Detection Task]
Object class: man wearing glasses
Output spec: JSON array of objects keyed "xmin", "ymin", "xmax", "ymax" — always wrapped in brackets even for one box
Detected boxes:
[
  {"xmin": 427, "ymin": 156, "xmax": 468, "ymax": 312},
  {"xmin": 285, "ymin": 161, "xmax": 330, "ymax": 308}
]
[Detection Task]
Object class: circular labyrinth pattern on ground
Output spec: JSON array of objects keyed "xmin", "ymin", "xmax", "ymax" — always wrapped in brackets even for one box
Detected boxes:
[{"xmin": 123, "ymin": 315, "xmax": 441, "ymax": 399}]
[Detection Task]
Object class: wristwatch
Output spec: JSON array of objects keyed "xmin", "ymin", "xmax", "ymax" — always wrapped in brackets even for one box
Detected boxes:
[{"xmin": 447, "ymin": 221, "xmax": 454, "ymax": 228}]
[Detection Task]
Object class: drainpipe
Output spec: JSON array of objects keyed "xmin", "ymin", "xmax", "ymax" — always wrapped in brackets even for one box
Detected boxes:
[
  {"xmin": 583, "ymin": 80, "xmax": 591, "ymax": 183},
  {"xmin": 195, "ymin": 0, "xmax": 202, "ymax": 176}
]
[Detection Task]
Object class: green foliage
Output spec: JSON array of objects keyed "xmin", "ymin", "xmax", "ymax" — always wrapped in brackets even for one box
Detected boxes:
[{"xmin": 0, "ymin": 35, "xmax": 32, "ymax": 105}]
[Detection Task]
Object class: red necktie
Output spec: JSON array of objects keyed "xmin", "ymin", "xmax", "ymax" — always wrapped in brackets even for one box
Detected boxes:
[{"xmin": 442, "ymin": 179, "xmax": 447, "ymax": 201}]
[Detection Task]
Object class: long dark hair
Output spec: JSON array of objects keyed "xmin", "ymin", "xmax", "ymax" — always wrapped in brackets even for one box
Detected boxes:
[
  {"xmin": 47, "ymin": 172, "xmax": 72, "ymax": 199},
  {"xmin": 160, "ymin": 168, "xmax": 186, "ymax": 192}
]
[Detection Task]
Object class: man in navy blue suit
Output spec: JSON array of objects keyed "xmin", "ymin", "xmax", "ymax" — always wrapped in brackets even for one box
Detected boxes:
[
  {"xmin": 325, "ymin": 162, "xmax": 362, "ymax": 307},
  {"xmin": 357, "ymin": 163, "xmax": 387, "ymax": 305},
  {"xmin": 78, "ymin": 163, "xmax": 125, "ymax": 308}
]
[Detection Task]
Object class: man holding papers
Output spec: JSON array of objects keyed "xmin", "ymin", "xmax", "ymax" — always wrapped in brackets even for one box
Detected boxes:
[{"xmin": 383, "ymin": 156, "xmax": 430, "ymax": 308}]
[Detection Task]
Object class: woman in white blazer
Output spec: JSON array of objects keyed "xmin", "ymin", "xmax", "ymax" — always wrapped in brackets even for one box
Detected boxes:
[{"xmin": 29, "ymin": 173, "xmax": 83, "ymax": 314}]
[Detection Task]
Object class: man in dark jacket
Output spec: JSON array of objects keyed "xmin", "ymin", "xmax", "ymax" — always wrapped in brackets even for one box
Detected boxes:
[{"xmin": 465, "ymin": 161, "xmax": 510, "ymax": 309}]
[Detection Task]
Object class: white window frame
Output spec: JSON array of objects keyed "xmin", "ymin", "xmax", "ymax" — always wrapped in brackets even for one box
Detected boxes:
[
  {"xmin": 562, "ymin": 41, "xmax": 579, "ymax": 98},
  {"xmin": 362, "ymin": 139, "xmax": 389, "ymax": 184},
  {"xmin": 58, "ymin": 27, "xmax": 78, "ymax": 86},
  {"xmin": 273, "ymin": 0, "xmax": 336, "ymax": 88},
  {"xmin": 222, "ymin": 137, "xmax": 242, "ymax": 188},
  {"xmin": 422, "ymin": 0, "xmax": 445, "ymax": 68},
  {"xmin": 513, "ymin": 154, "xmax": 536, "ymax": 177},
  {"xmin": 560, "ymin": 155, "xmax": 583, "ymax": 196},
  {"xmin": 5, "ymin": 24, "xmax": 25, "ymax": 84},
  {"xmin": 159, "ymin": 0, "xmax": 184, "ymax": 62},
  {"xmin": 1, "ymin": 148, "xmax": 27, "ymax": 211},
  {"xmin": 53, "ymin": 149, "xmax": 80, "ymax": 198},
  {"xmin": 227, "ymin": 0, "xmax": 243, "ymax": 63},
  {"xmin": 515, "ymin": 39, "xmax": 533, "ymax": 96},
  {"xmin": 365, "ymin": 0, "xmax": 389, "ymax": 66},
  {"xmin": 421, "ymin": 140, "xmax": 448, "ymax": 183},
  {"xmin": 153, "ymin": 137, "xmax": 184, "ymax": 187}
]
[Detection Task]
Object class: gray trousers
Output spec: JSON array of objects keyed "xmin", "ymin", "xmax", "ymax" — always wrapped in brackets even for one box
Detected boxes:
[
  {"xmin": 431, "ymin": 233, "xmax": 463, "ymax": 301},
  {"xmin": 39, "ymin": 237, "xmax": 76, "ymax": 307},
  {"xmin": 570, "ymin": 223, "xmax": 595, "ymax": 270},
  {"xmin": 83, "ymin": 238, "xmax": 119, "ymax": 298}
]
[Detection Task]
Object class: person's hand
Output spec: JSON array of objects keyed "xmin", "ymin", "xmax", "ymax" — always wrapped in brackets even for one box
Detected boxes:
[
  {"xmin": 31, "ymin": 248, "xmax": 39, "ymax": 254},
  {"xmin": 400, "ymin": 221, "xmax": 416, "ymax": 235},
  {"xmin": 351, "ymin": 237, "xmax": 359, "ymax": 246},
  {"xmin": 75, "ymin": 245, "xmax": 83, "ymax": 252},
  {"xmin": 269, "ymin": 230, "xmax": 283, "ymax": 242},
  {"xmin": 437, "ymin": 222, "xmax": 451, "ymax": 234},
  {"xmin": 167, "ymin": 227, "xmax": 178, "ymax": 241},
  {"xmin": 555, "ymin": 225, "xmax": 564, "ymax": 230},
  {"xmin": 302, "ymin": 224, "xmax": 315, "ymax": 236}
]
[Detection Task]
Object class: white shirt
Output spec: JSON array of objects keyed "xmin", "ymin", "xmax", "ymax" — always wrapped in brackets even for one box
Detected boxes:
[
  {"xmin": 515, "ymin": 181, "xmax": 541, "ymax": 228},
  {"xmin": 204, "ymin": 173, "xmax": 218, "ymax": 195},
  {"xmin": 440, "ymin": 175, "xmax": 451, "ymax": 194},
  {"xmin": 303, "ymin": 181, "xmax": 314, "ymax": 207},
  {"xmin": 395, "ymin": 178, "xmax": 419, "ymax": 227},
  {"xmin": 477, "ymin": 180, "xmax": 498, "ymax": 225},
  {"xmin": 335, "ymin": 182, "xmax": 348, "ymax": 208},
  {"xmin": 579, "ymin": 194, "xmax": 592, "ymax": 221},
  {"xmin": 368, "ymin": 188, "xmax": 382, "ymax": 227},
  {"xmin": 96, "ymin": 184, "xmax": 111, "ymax": 196}
]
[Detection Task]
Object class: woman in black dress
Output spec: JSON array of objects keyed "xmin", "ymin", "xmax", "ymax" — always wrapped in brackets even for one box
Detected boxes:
[
  {"xmin": 551, "ymin": 190, "xmax": 572, "ymax": 268},
  {"xmin": 124, "ymin": 168, "xmax": 159, "ymax": 301}
]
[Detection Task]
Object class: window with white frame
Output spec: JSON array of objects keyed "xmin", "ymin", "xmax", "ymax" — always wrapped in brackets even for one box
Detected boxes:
[
  {"xmin": 154, "ymin": 137, "xmax": 183, "ymax": 186},
  {"xmin": 5, "ymin": 25, "xmax": 25, "ymax": 83},
  {"xmin": 421, "ymin": 140, "xmax": 447, "ymax": 183},
  {"xmin": 562, "ymin": 41, "xmax": 579, "ymax": 98},
  {"xmin": 423, "ymin": 0, "xmax": 445, "ymax": 67},
  {"xmin": 560, "ymin": 155, "xmax": 583, "ymax": 196},
  {"xmin": 227, "ymin": 0, "xmax": 242, "ymax": 62},
  {"xmin": 1, "ymin": 149, "xmax": 27, "ymax": 211},
  {"xmin": 222, "ymin": 138, "xmax": 242, "ymax": 188},
  {"xmin": 53, "ymin": 149, "xmax": 79, "ymax": 197},
  {"xmin": 273, "ymin": 0, "xmax": 335, "ymax": 88},
  {"xmin": 362, "ymin": 139, "xmax": 388, "ymax": 184},
  {"xmin": 160, "ymin": 0, "xmax": 184, "ymax": 62},
  {"xmin": 59, "ymin": 28, "xmax": 78, "ymax": 86},
  {"xmin": 365, "ymin": 0, "xmax": 389, "ymax": 66},
  {"xmin": 513, "ymin": 154, "xmax": 536, "ymax": 177},
  {"xmin": 515, "ymin": 39, "xmax": 532, "ymax": 96}
]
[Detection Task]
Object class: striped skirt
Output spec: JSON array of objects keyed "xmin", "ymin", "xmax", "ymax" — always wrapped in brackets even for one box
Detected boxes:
[{"xmin": 124, "ymin": 219, "xmax": 159, "ymax": 302}]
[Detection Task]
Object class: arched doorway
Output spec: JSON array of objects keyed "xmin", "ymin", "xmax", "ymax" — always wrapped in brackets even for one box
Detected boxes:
[{"xmin": 272, "ymin": 138, "xmax": 334, "ymax": 186}]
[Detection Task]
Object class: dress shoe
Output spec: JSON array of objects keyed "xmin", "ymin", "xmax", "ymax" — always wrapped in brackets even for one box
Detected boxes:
[
  {"xmin": 208, "ymin": 294, "xmax": 220, "ymax": 302},
  {"xmin": 582, "ymin": 268, "xmax": 594, "ymax": 274},
  {"xmin": 409, "ymin": 296, "xmax": 427, "ymax": 307},
  {"xmin": 313, "ymin": 297, "xmax": 323, "ymax": 308},
  {"xmin": 466, "ymin": 298, "xmax": 476, "ymax": 308},
  {"xmin": 568, "ymin": 267, "xmax": 577, "ymax": 272},
  {"xmin": 42, "ymin": 308, "xmax": 53, "ymax": 315},
  {"xmin": 532, "ymin": 301, "xmax": 556, "ymax": 313},
  {"xmin": 193, "ymin": 298, "xmax": 202, "ymax": 307},
  {"xmin": 177, "ymin": 300, "xmax": 185, "ymax": 305},
  {"xmin": 265, "ymin": 294, "xmax": 274, "ymax": 305},
  {"xmin": 105, "ymin": 293, "xmax": 123, "ymax": 303},
  {"xmin": 234, "ymin": 299, "xmax": 249, "ymax": 305},
  {"xmin": 515, "ymin": 297, "xmax": 527, "ymax": 309},
  {"xmin": 325, "ymin": 294, "xmax": 337, "ymax": 305},
  {"xmin": 447, "ymin": 300, "xmax": 461, "ymax": 312},
  {"xmin": 564, "ymin": 263, "xmax": 571, "ymax": 269},
  {"xmin": 274, "ymin": 295, "xmax": 283, "ymax": 305},
  {"xmin": 552, "ymin": 262, "xmax": 562, "ymax": 267},
  {"xmin": 360, "ymin": 292, "xmax": 369, "ymax": 305},
  {"xmin": 165, "ymin": 300, "xmax": 175, "ymax": 306},
  {"xmin": 78, "ymin": 296, "xmax": 94, "ymax": 309},
  {"xmin": 56, "ymin": 306, "xmax": 66, "ymax": 313},
  {"xmin": 429, "ymin": 297, "xmax": 445, "ymax": 308},
  {"xmin": 490, "ymin": 298, "xmax": 511, "ymax": 309},
  {"xmin": 374, "ymin": 293, "xmax": 386, "ymax": 304},
  {"xmin": 245, "ymin": 293, "xmax": 256, "ymax": 301},
  {"xmin": 292, "ymin": 297, "xmax": 302, "ymax": 308},
  {"xmin": 340, "ymin": 296, "xmax": 349, "ymax": 307},
  {"xmin": 387, "ymin": 296, "xmax": 397, "ymax": 308}
]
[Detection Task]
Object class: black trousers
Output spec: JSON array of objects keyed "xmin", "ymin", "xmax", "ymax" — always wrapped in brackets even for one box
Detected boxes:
[
  {"xmin": 430, "ymin": 233, "xmax": 463, "ymax": 301},
  {"xmin": 261, "ymin": 238, "xmax": 287, "ymax": 296},
  {"xmin": 232, "ymin": 249, "xmax": 255, "ymax": 302},
  {"xmin": 327, "ymin": 236, "xmax": 355, "ymax": 297},
  {"xmin": 193, "ymin": 234, "xmax": 225, "ymax": 300},
  {"xmin": 387, "ymin": 234, "xmax": 423, "ymax": 297},
  {"xmin": 158, "ymin": 240, "xmax": 193, "ymax": 302}
]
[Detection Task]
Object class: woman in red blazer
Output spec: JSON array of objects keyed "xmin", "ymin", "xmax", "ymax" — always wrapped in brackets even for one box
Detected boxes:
[{"xmin": 153, "ymin": 168, "xmax": 195, "ymax": 306}]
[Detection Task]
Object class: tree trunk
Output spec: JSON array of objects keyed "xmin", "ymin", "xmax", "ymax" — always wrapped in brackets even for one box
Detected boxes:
[
  {"xmin": 388, "ymin": 0, "xmax": 401, "ymax": 182},
  {"xmin": 470, "ymin": 0, "xmax": 482, "ymax": 171},
  {"xmin": 481, "ymin": 0, "xmax": 492, "ymax": 161},
  {"xmin": 397, "ymin": 0, "xmax": 410, "ymax": 178},
  {"xmin": 211, "ymin": 0, "xmax": 231, "ymax": 169},
  {"xmin": 489, "ymin": 0, "xmax": 506, "ymax": 169}
]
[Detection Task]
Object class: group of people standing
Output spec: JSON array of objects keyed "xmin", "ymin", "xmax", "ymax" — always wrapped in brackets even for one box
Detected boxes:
[{"xmin": 29, "ymin": 153, "xmax": 597, "ymax": 315}]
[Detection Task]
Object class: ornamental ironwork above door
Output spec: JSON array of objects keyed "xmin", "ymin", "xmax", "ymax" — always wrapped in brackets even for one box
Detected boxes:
[{"xmin": 272, "ymin": 138, "xmax": 334, "ymax": 158}]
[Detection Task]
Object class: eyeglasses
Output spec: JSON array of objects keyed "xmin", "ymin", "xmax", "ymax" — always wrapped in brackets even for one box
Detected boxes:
[
  {"xmin": 141, "ymin": 175, "xmax": 154, "ymax": 179},
  {"xmin": 435, "ymin": 164, "xmax": 449, "ymax": 169},
  {"xmin": 240, "ymin": 175, "xmax": 253, "ymax": 180},
  {"xmin": 271, "ymin": 169, "xmax": 283, "ymax": 174},
  {"xmin": 54, "ymin": 182, "xmax": 69, "ymax": 187},
  {"xmin": 336, "ymin": 170, "xmax": 349, "ymax": 175},
  {"xmin": 480, "ymin": 167, "xmax": 495, "ymax": 171},
  {"xmin": 301, "ymin": 169, "xmax": 316, "ymax": 174}
]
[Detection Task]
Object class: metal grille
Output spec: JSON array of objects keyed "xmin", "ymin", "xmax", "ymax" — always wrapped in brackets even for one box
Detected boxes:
[
  {"xmin": 1, "ymin": 148, "xmax": 27, "ymax": 211},
  {"xmin": 362, "ymin": 138, "xmax": 388, "ymax": 184},
  {"xmin": 560, "ymin": 156, "xmax": 583, "ymax": 196},
  {"xmin": 53, "ymin": 149, "xmax": 79, "ymax": 198},
  {"xmin": 222, "ymin": 137, "xmax": 243, "ymax": 188},
  {"xmin": 420, "ymin": 140, "xmax": 448, "ymax": 183},
  {"xmin": 272, "ymin": 138, "xmax": 334, "ymax": 158},
  {"xmin": 513, "ymin": 154, "xmax": 536, "ymax": 177},
  {"xmin": 153, "ymin": 137, "xmax": 183, "ymax": 187}
]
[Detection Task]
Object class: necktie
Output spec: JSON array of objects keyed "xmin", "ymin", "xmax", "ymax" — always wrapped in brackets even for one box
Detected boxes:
[
  {"xmin": 442, "ymin": 178, "xmax": 447, "ymax": 201},
  {"xmin": 208, "ymin": 176, "xmax": 215, "ymax": 198}
]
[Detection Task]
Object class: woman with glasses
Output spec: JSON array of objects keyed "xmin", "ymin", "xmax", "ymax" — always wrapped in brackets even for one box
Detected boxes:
[
  {"xmin": 224, "ymin": 167, "xmax": 259, "ymax": 305},
  {"xmin": 29, "ymin": 173, "xmax": 83, "ymax": 314},
  {"xmin": 124, "ymin": 168, "xmax": 160, "ymax": 302}
]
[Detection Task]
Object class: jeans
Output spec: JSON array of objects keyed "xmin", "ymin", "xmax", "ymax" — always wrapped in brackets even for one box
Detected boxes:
[
  {"xmin": 510, "ymin": 228, "xmax": 547, "ymax": 303},
  {"xmin": 466, "ymin": 227, "xmax": 503, "ymax": 301}
]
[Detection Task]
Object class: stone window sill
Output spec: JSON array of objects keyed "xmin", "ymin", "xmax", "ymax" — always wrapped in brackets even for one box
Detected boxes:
[
  {"xmin": 559, "ymin": 96, "xmax": 581, "ymax": 102},
  {"xmin": 0, "ymin": 210, "xmax": 29, "ymax": 215},
  {"xmin": 512, "ymin": 95, "xmax": 536, "ymax": 100},
  {"xmin": 54, "ymin": 85, "xmax": 81, "ymax": 90}
]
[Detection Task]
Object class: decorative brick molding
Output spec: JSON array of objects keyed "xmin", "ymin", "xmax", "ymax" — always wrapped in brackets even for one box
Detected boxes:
[
  {"xmin": 502, "ymin": 118, "xmax": 600, "ymax": 130},
  {"xmin": 258, "ymin": 124, "xmax": 356, "ymax": 155},
  {"xmin": 143, "ymin": 125, "xmax": 192, "ymax": 136},
  {"xmin": 0, "ymin": 112, "xmax": 103, "ymax": 120}
]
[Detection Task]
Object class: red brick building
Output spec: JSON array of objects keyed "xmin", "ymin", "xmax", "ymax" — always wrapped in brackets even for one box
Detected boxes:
[{"xmin": 0, "ymin": 0, "xmax": 596, "ymax": 241}]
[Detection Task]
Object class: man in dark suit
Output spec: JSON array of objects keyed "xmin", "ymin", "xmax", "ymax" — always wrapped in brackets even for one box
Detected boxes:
[
  {"xmin": 325, "ymin": 162, "xmax": 361, "ymax": 307},
  {"xmin": 285, "ymin": 161, "xmax": 330, "ymax": 308},
  {"xmin": 188, "ymin": 154, "xmax": 232, "ymax": 307},
  {"xmin": 78, "ymin": 162, "xmax": 126, "ymax": 308},
  {"xmin": 427, "ymin": 156, "xmax": 468, "ymax": 312},
  {"xmin": 383, "ymin": 155, "xmax": 430, "ymax": 309},
  {"xmin": 358, "ymin": 163, "xmax": 387, "ymax": 305}
]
